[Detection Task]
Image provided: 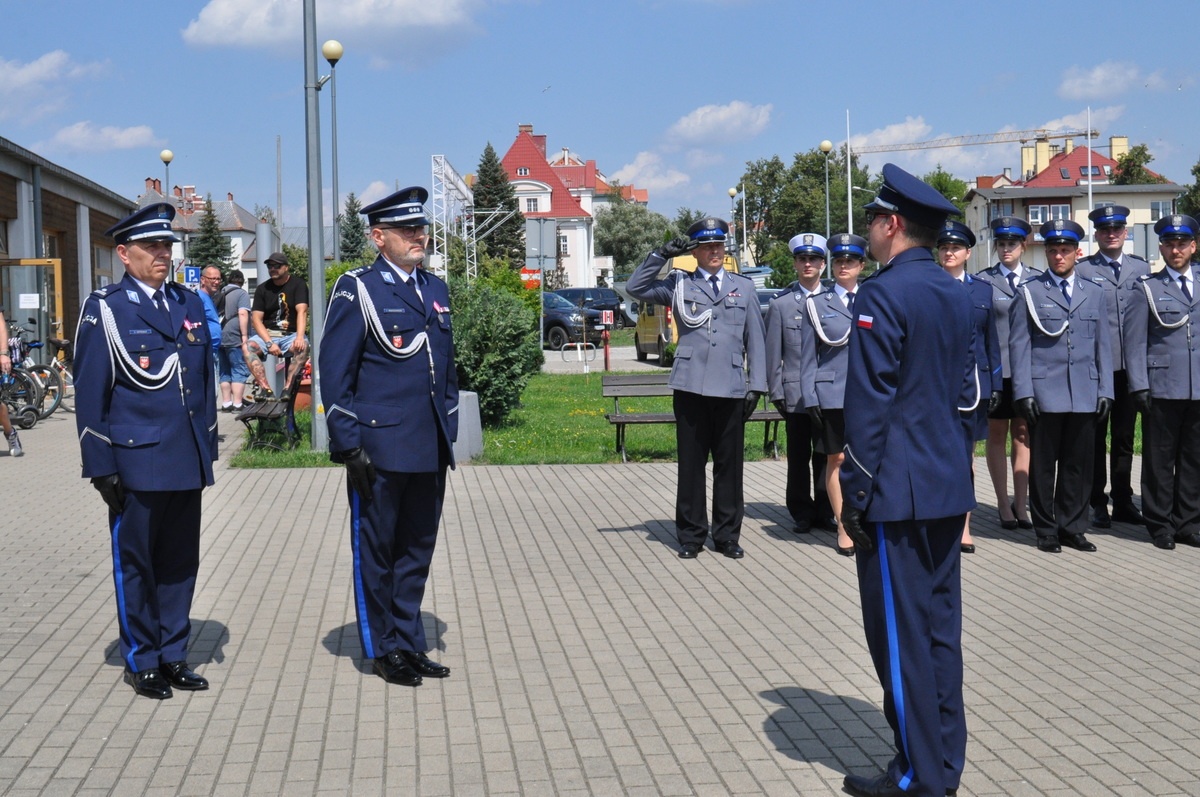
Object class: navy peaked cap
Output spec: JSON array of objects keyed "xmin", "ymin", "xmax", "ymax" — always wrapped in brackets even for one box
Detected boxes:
[
  {"xmin": 829, "ymin": 233, "xmax": 868, "ymax": 259},
  {"xmin": 1089, "ymin": 204, "xmax": 1130, "ymax": 227},
  {"xmin": 989, "ymin": 216, "xmax": 1031, "ymax": 240},
  {"xmin": 1039, "ymin": 219, "xmax": 1085, "ymax": 245},
  {"xmin": 361, "ymin": 186, "xmax": 430, "ymax": 227},
  {"xmin": 106, "ymin": 202, "xmax": 180, "ymax": 245},
  {"xmin": 1155, "ymin": 214, "xmax": 1199, "ymax": 239},
  {"xmin": 863, "ymin": 163, "xmax": 961, "ymax": 229},
  {"xmin": 937, "ymin": 220, "xmax": 976, "ymax": 248},
  {"xmin": 686, "ymin": 217, "xmax": 729, "ymax": 243}
]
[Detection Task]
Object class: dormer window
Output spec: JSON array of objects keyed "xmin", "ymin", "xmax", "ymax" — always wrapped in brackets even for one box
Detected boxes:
[{"xmin": 517, "ymin": 167, "xmax": 530, "ymax": 176}]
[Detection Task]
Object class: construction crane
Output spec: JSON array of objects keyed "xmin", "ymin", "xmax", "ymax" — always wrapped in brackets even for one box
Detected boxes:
[{"xmin": 853, "ymin": 128, "xmax": 1097, "ymax": 154}]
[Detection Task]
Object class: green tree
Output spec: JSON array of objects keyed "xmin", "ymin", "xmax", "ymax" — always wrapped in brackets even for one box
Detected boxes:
[
  {"xmin": 1174, "ymin": 156, "xmax": 1200, "ymax": 218},
  {"xmin": 253, "ymin": 204, "xmax": 278, "ymax": 228},
  {"xmin": 594, "ymin": 193, "xmax": 672, "ymax": 276},
  {"xmin": 339, "ymin": 192, "xmax": 371, "ymax": 262},
  {"xmin": 473, "ymin": 142, "xmax": 524, "ymax": 265},
  {"xmin": 282, "ymin": 242, "xmax": 310, "ymax": 285},
  {"xmin": 188, "ymin": 194, "xmax": 234, "ymax": 273},
  {"xmin": 922, "ymin": 165, "xmax": 969, "ymax": 214},
  {"xmin": 672, "ymin": 207, "xmax": 708, "ymax": 238},
  {"xmin": 1112, "ymin": 143, "xmax": 1166, "ymax": 185}
]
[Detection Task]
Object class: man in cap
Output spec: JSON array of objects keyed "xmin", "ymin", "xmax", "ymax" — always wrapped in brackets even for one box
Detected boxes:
[
  {"xmin": 765, "ymin": 233, "xmax": 834, "ymax": 538},
  {"xmin": 1078, "ymin": 204, "xmax": 1150, "ymax": 529},
  {"xmin": 320, "ymin": 186, "xmax": 458, "ymax": 687},
  {"xmin": 74, "ymin": 202, "xmax": 218, "ymax": 699},
  {"xmin": 1123, "ymin": 214, "xmax": 1200, "ymax": 550},
  {"xmin": 248, "ymin": 250, "xmax": 309, "ymax": 392},
  {"xmin": 839, "ymin": 164, "xmax": 976, "ymax": 797},
  {"xmin": 1009, "ymin": 219, "xmax": 1113, "ymax": 554},
  {"xmin": 627, "ymin": 215, "xmax": 766, "ymax": 560}
]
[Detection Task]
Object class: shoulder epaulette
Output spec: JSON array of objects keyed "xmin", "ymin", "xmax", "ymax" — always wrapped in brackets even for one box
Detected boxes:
[
  {"xmin": 92, "ymin": 284, "xmax": 120, "ymax": 297},
  {"xmin": 346, "ymin": 265, "xmax": 369, "ymax": 277},
  {"xmin": 1128, "ymin": 253, "xmax": 1149, "ymax": 263}
]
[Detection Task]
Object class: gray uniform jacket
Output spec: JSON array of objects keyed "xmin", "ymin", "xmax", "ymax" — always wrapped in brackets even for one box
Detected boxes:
[
  {"xmin": 1077, "ymin": 253, "xmax": 1151, "ymax": 371},
  {"xmin": 764, "ymin": 283, "xmax": 822, "ymax": 411},
  {"xmin": 1124, "ymin": 269, "xmax": 1200, "ymax": 400},
  {"xmin": 627, "ymin": 252, "xmax": 766, "ymax": 398},
  {"xmin": 977, "ymin": 262, "xmax": 1043, "ymax": 378},
  {"xmin": 1009, "ymin": 271, "xmax": 1114, "ymax": 413},
  {"xmin": 798, "ymin": 289, "xmax": 854, "ymax": 410}
]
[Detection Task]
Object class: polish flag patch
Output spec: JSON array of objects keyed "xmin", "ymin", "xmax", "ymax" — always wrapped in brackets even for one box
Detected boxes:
[
  {"xmin": 857, "ymin": 315, "xmax": 874, "ymax": 329},
  {"xmin": 392, "ymin": 336, "xmax": 404, "ymax": 347}
]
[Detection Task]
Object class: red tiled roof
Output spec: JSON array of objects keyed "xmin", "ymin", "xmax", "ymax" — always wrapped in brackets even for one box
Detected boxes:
[
  {"xmin": 501, "ymin": 129, "xmax": 588, "ymax": 218},
  {"xmin": 1021, "ymin": 146, "xmax": 1160, "ymax": 187}
]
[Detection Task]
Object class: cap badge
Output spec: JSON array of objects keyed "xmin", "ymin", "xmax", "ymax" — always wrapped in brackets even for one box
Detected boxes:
[
  {"xmin": 705, "ymin": 219, "xmax": 717, "ymax": 230},
  {"xmin": 1172, "ymin": 215, "xmax": 1183, "ymax": 227},
  {"xmin": 803, "ymin": 235, "xmax": 813, "ymax": 245}
]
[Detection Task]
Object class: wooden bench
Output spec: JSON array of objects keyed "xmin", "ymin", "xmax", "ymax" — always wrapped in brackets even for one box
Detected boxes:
[
  {"xmin": 602, "ymin": 373, "xmax": 783, "ymax": 463},
  {"xmin": 235, "ymin": 358, "xmax": 307, "ymax": 451}
]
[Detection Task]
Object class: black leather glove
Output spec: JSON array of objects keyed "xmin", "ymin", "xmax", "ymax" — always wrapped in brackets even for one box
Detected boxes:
[
  {"xmin": 1131, "ymin": 389, "xmax": 1151, "ymax": 414},
  {"xmin": 91, "ymin": 474, "xmax": 125, "ymax": 515},
  {"xmin": 1096, "ymin": 396, "xmax": 1112, "ymax": 422},
  {"xmin": 771, "ymin": 399, "xmax": 787, "ymax": 415},
  {"xmin": 841, "ymin": 506, "xmax": 873, "ymax": 552},
  {"xmin": 808, "ymin": 405, "xmax": 824, "ymax": 426},
  {"xmin": 988, "ymin": 390, "xmax": 1003, "ymax": 415},
  {"xmin": 655, "ymin": 237, "xmax": 697, "ymax": 260},
  {"xmin": 743, "ymin": 391, "xmax": 762, "ymax": 423},
  {"xmin": 1014, "ymin": 396, "xmax": 1040, "ymax": 427},
  {"xmin": 341, "ymin": 447, "xmax": 377, "ymax": 499}
]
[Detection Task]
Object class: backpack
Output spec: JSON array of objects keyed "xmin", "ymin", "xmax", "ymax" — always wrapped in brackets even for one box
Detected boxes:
[{"xmin": 216, "ymin": 284, "xmax": 240, "ymax": 326}]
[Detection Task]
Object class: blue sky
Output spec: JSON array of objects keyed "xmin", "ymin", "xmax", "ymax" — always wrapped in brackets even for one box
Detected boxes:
[{"xmin": 4, "ymin": 0, "xmax": 1196, "ymax": 227}]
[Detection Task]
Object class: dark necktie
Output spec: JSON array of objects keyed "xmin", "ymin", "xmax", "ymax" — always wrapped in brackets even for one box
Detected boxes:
[
  {"xmin": 1182, "ymin": 276, "xmax": 1192, "ymax": 302},
  {"xmin": 1111, "ymin": 259, "xmax": 1121, "ymax": 281},
  {"xmin": 1060, "ymin": 279, "xmax": 1071, "ymax": 306},
  {"xmin": 1006, "ymin": 271, "xmax": 1017, "ymax": 293},
  {"xmin": 153, "ymin": 289, "xmax": 172, "ymax": 325},
  {"xmin": 846, "ymin": 291, "xmax": 856, "ymax": 313},
  {"xmin": 709, "ymin": 275, "xmax": 720, "ymax": 299}
]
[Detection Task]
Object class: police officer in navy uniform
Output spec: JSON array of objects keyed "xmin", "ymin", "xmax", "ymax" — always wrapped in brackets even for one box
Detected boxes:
[
  {"xmin": 627, "ymin": 217, "xmax": 766, "ymax": 560},
  {"xmin": 839, "ymin": 165, "xmax": 976, "ymax": 797},
  {"xmin": 978, "ymin": 216, "xmax": 1039, "ymax": 530},
  {"xmin": 937, "ymin": 221, "xmax": 1002, "ymax": 553},
  {"xmin": 75, "ymin": 203, "xmax": 218, "ymax": 699},
  {"xmin": 1123, "ymin": 214, "xmax": 1200, "ymax": 549},
  {"xmin": 765, "ymin": 233, "xmax": 834, "ymax": 537},
  {"xmin": 1009, "ymin": 219, "xmax": 1114, "ymax": 553},
  {"xmin": 1078, "ymin": 204, "xmax": 1151, "ymax": 528},
  {"xmin": 320, "ymin": 187, "xmax": 458, "ymax": 686}
]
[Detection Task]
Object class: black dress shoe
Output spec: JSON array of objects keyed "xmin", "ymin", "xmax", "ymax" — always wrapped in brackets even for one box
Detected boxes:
[
  {"xmin": 1010, "ymin": 500, "xmax": 1033, "ymax": 529},
  {"xmin": 1037, "ymin": 537, "xmax": 1062, "ymax": 553},
  {"xmin": 843, "ymin": 772, "xmax": 906, "ymax": 797},
  {"xmin": 1112, "ymin": 504, "xmax": 1147, "ymax": 525},
  {"xmin": 1153, "ymin": 536, "xmax": 1176, "ymax": 550},
  {"xmin": 999, "ymin": 517, "xmax": 1019, "ymax": 530},
  {"xmin": 1061, "ymin": 533, "xmax": 1097, "ymax": 552},
  {"xmin": 715, "ymin": 541, "xmax": 745, "ymax": 559},
  {"xmin": 1090, "ymin": 506, "xmax": 1112, "ymax": 529},
  {"xmin": 398, "ymin": 650, "xmax": 450, "ymax": 678},
  {"xmin": 124, "ymin": 668, "xmax": 173, "ymax": 699},
  {"xmin": 372, "ymin": 653, "xmax": 422, "ymax": 686},
  {"xmin": 1175, "ymin": 532, "xmax": 1200, "ymax": 548},
  {"xmin": 792, "ymin": 520, "xmax": 812, "ymax": 535},
  {"xmin": 837, "ymin": 544, "xmax": 856, "ymax": 557},
  {"xmin": 160, "ymin": 661, "xmax": 209, "ymax": 690},
  {"xmin": 678, "ymin": 543, "xmax": 702, "ymax": 559},
  {"xmin": 960, "ymin": 543, "xmax": 976, "ymax": 554}
]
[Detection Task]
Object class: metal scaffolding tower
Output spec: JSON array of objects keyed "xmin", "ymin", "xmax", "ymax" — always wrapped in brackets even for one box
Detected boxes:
[{"xmin": 431, "ymin": 154, "xmax": 521, "ymax": 282}]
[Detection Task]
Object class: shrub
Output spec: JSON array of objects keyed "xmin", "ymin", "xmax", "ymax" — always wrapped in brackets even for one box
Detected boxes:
[{"xmin": 449, "ymin": 280, "xmax": 542, "ymax": 426}]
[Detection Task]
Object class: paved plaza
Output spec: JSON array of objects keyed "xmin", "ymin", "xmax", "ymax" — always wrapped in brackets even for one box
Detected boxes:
[{"xmin": 3, "ymin": 393, "xmax": 1200, "ymax": 795}]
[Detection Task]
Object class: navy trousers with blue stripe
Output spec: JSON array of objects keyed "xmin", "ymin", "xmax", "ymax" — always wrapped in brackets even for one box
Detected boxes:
[
  {"xmin": 855, "ymin": 515, "xmax": 966, "ymax": 797},
  {"xmin": 110, "ymin": 489, "xmax": 202, "ymax": 672},
  {"xmin": 348, "ymin": 467, "xmax": 445, "ymax": 659}
]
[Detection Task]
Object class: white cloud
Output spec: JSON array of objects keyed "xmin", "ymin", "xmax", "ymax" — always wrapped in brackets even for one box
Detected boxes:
[
  {"xmin": 1042, "ymin": 105, "xmax": 1125, "ymax": 134},
  {"xmin": 666, "ymin": 101, "xmax": 772, "ymax": 146},
  {"xmin": 182, "ymin": 0, "xmax": 481, "ymax": 53},
  {"xmin": 359, "ymin": 181, "xmax": 394, "ymax": 207},
  {"xmin": 612, "ymin": 152, "xmax": 690, "ymax": 193},
  {"xmin": 0, "ymin": 51, "xmax": 108, "ymax": 122},
  {"xmin": 685, "ymin": 149, "xmax": 724, "ymax": 170},
  {"xmin": 1057, "ymin": 61, "xmax": 1162, "ymax": 100},
  {"xmin": 38, "ymin": 122, "xmax": 164, "ymax": 153},
  {"xmin": 847, "ymin": 116, "xmax": 933, "ymax": 152}
]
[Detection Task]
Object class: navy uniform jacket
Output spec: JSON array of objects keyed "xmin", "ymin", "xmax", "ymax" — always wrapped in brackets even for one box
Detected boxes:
[
  {"xmin": 1124, "ymin": 270, "xmax": 1200, "ymax": 399},
  {"xmin": 977, "ymin": 263, "xmax": 1043, "ymax": 379},
  {"xmin": 798, "ymin": 288, "xmax": 854, "ymax": 410},
  {"xmin": 1077, "ymin": 253, "xmax": 1150, "ymax": 371},
  {"xmin": 627, "ymin": 253, "xmax": 766, "ymax": 398},
  {"xmin": 321, "ymin": 258, "xmax": 458, "ymax": 472},
  {"xmin": 1009, "ymin": 272, "xmax": 1114, "ymax": 413},
  {"xmin": 960, "ymin": 274, "xmax": 1002, "ymax": 440},
  {"xmin": 764, "ymin": 283, "xmax": 824, "ymax": 411},
  {"xmin": 75, "ymin": 276, "xmax": 218, "ymax": 491},
  {"xmin": 841, "ymin": 248, "xmax": 977, "ymax": 522}
]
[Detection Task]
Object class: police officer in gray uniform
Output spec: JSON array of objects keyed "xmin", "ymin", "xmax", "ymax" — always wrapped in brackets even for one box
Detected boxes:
[
  {"xmin": 1078, "ymin": 204, "xmax": 1151, "ymax": 528},
  {"xmin": 1123, "ymin": 214, "xmax": 1200, "ymax": 549},
  {"xmin": 1009, "ymin": 219, "xmax": 1113, "ymax": 553},
  {"xmin": 627, "ymin": 217, "xmax": 766, "ymax": 559}
]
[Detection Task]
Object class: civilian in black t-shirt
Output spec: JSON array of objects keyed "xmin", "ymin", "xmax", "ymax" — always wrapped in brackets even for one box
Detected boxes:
[{"xmin": 249, "ymin": 251, "xmax": 310, "ymax": 390}]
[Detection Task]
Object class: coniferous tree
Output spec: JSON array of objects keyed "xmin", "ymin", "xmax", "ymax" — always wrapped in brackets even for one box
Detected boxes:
[
  {"xmin": 339, "ymin": 192, "xmax": 371, "ymax": 262},
  {"xmin": 473, "ymin": 142, "xmax": 524, "ymax": 265},
  {"xmin": 188, "ymin": 194, "xmax": 234, "ymax": 273}
]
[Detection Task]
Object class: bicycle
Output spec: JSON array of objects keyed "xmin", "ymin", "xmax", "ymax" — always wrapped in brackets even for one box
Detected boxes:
[
  {"xmin": 0, "ymin": 368, "xmax": 41, "ymax": 429},
  {"xmin": 9, "ymin": 322, "xmax": 73, "ymax": 418}
]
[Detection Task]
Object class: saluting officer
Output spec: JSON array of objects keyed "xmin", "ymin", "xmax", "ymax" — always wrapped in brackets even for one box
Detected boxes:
[
  {"xmin": 793, "ymin": 233, "xmax": 865, "ymax": 556},
  {"xmin": 321, "ymin": 187, "xmax": 458, "ymax": 687},
  {"xmin": 1009, "ymin": 219, "xmax": 1113, "ymax": 553},
  {"xmin": 839, "ymin": 165, "xmax": 976, "ymax": 797},
  {"xmin": 627, "ymin": 217, "xmax": 766, "ymax": 560},
  {"xmin": 765, "ymin": 233, "xmax": 833, "ymax": 537},
  {"xmin": 1078, "ymin": 204, "xmax": 1151, "ymax": 528},
  {"xmin": 1123, "ymin": 214, "xmax": 1200, "ymax": 550},
  {"xmin": 978, "ymin": 216, "xmax": 1039, "ymax": 530},
  {"xmin": 75, "ymin": 203, "xmax": 218, "ymax": 699}
]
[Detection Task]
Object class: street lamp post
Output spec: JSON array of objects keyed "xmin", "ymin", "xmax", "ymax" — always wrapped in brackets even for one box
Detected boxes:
[
  {"xmin": 160, "ymin": 149, "xmax": 173, "ymax": 197},
  {"xmin": 322, "ymin": 40, "xmax": 343, "ymax": 263},
  {"xmin": 728, "ymin": 186, "xmax": 740, "ymax": 264},
  {"xmin": 819, "ymin": 140, "xmax": 832, "ymax": 277},
  {"xmin": 303, "ymin": 0, "xmax": 328, "ymax": 450}
]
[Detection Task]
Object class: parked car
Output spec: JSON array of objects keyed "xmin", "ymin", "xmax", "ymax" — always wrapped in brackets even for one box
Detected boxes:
[
  {"xmin": 757, "ymin": 288, "xmax": 786, "ymax": 319},
  {"xmin": 553, "ymin": 287, "xmax": 632, "ymax": 328},
  {"xmin": 542, "ymin": 291, "xmax": 603, "ymax": 350}
]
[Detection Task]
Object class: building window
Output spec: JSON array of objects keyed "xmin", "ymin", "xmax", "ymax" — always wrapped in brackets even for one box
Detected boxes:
[
  {"xmin": 558, "ymin": 234, "xmax": 568, "ymax": 255},
  {"xmin": 1028, "ymin": 205, "xmax": 1048, "ymax": 225},
  {"xmin": 989, "ymin": 202, "xmax": 1014, "ymax": 221},
  {"xmin": 517, "ymin": 167, "xmax": 529, "ymax": 176},
  {"xmin": 93, "ymin": 245, "xmax": 115, "ymax": 287},
  {"xmin": 1150, "ymin": 200, "xmax": 1172, "ymax": 221},
  {"xmin": 1103, "ymin": 165, "xmax": 1112, "ymax": 177},
  {"xmin": 1060, "ymin": 168, "xmax": 1070, "ymax": 180},
  {"xmin": 1079, "ymin": 165, "xmax": 1102, "ymax": 177},
  {"xmin": 525, "ymin": 198, "xmax": 538, "ymax": 213},
  {"xmin": 1050, "ymin": 204, "xmax": 1071, "ymax": 221},
  {"xmin": 0, "ymin": 221, "xmax": 8, "ymax": 256}
]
